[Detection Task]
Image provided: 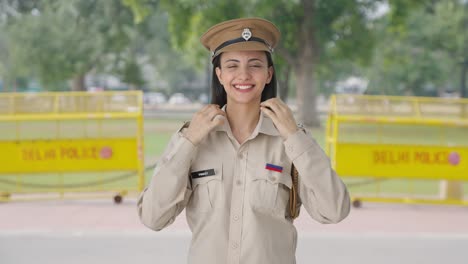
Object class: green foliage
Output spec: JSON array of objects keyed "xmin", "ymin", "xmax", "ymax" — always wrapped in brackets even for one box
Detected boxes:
[
  {"xmin": 121, "ymin": 60, "xmax": 145, "ymax": 88},
  {"xmin": 139, "ymin": 11, "xmax": 206, "ymax": 94},
  {"xmin": 365, "ymin": 0, "xmax": 465, "ymax": 96},
  {"xmin": 2, "ymin": 0, "xmax": 465, "ymax": 98},
  {"xmin": 158, "ymin": 0, "xmax": 381, "ymax": 68},
  {"xmin": 121, "ymin": 0, "xmax": 157, "ymax": 24},
  {"xmin": 3, "ymin": 0, "xmax": 150, "ymax": 90},
  {"xmin": 1, "ymin": 0, "xmax": 205, "ymax": 93}
]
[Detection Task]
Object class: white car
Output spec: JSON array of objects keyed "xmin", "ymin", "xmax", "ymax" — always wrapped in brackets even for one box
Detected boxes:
[
  {"xmin": 144, "ymin": 92, "xmax": 167, "ymax": 105},
  {"xmin": 168, "ymin": 93, "xmax": 191, "ymax": 104}
]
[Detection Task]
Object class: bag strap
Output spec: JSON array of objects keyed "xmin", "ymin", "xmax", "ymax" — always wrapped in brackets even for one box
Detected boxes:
[{"xmin": 289, "ymin": 164, "xmax": 300, "ymax": 219}]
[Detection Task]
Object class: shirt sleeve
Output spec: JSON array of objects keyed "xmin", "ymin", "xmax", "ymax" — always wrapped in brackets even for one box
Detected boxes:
[
  {"xmin": 137, "ymin": 126, "xmax": 197, "ymax": 231},
  {"xmin": 284, "ymin": 129, "xmax": 350, "ymax": 224}
]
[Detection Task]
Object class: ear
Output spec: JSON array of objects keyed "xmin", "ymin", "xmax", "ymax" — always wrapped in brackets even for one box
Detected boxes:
[
  {"xmin": 266, "ymin": 66, "xmax": 274, "ymax": 84},
  {"xmin": 215, "ymin": 67, "xmax": 223, "ymax": 85}
]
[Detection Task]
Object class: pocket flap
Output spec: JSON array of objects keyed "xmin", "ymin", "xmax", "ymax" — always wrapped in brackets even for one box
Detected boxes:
[{"xmin": 254, "ymin": 166, "xmax": 292, "ymax": 189}]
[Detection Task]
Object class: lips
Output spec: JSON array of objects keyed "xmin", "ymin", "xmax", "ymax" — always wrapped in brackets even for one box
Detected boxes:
[{"xmin": 233, "ymin": 84, "xmax": 254, "ymax": 91}]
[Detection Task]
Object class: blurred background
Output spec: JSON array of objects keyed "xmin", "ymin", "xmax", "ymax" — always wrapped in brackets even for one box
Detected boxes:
[
  {"xmin": 1, "ymin": 0, "xmax": 467, "ymax": 124},
  {"xmin": 0, "ymin": 0, "xmax": 468, "ymax": 264}
]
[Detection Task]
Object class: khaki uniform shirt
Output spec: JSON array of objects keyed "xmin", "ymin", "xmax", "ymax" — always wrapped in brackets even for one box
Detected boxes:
[{"xmin": 138, "ymin": 109, "xmax": 350, "ymax": 264}]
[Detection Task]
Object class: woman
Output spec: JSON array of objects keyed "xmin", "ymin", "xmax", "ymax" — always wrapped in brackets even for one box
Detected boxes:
[{"xmin": 138, "ymin": 17, "xmax": 350, "ymax": 264}]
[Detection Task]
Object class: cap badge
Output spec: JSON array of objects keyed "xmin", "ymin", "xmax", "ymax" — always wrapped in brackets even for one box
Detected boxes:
[{"xmin": 242, "ymin": 28, "xmax": 252, "ymax": 41}]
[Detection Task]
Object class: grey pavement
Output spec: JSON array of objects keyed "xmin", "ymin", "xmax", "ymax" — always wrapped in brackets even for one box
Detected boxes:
[
  {"xmin": 1, "ymin": 231, "xmax": 467, "ymax": 264},
  {"xmin": 1, "ymin": 199, "xmax": 468, "ymax": 264}
]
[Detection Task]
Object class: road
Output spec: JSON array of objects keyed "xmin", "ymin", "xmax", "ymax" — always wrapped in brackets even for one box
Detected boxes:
[
  {"xmin": 1, "ymin": 231, "xmax": 466, "ymax": 264},
  {"xmin": 1, "ymin": 199, "xmax": 467, "ymax": 264}
]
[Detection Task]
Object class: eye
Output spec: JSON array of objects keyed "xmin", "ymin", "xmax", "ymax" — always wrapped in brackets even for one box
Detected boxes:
[
  {"xmin": 249, "ymin": 64, "xmax": 262, "ymax": 68},
  {"xmin": 226, "ymin": 64, "xmax": 238, "ymax": 69}
]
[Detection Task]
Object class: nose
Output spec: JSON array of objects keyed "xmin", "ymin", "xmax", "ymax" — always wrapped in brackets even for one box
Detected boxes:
[{"xmin": 237, "ymin": 65, "xmax": 251, "ymax": 80}]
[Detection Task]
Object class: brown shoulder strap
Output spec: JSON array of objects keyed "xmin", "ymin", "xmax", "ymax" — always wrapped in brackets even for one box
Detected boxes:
[{"xmin": 289, "ymin": 164, "xmax": 300, "ymax": 219}]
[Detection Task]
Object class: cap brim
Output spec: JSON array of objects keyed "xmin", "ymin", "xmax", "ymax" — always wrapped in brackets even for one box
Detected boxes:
[{"xmin": 214, "ymin": 41, "xmax": 271, "ymax": 58}]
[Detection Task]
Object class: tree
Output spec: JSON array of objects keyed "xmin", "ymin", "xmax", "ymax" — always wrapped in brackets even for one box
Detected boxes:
[
  {"xmin": 0, "ymin": 0, "xmax": 40, "ymax": 91},
  {"xmin": 141, "ymin": 11, "xmax": 205, "ymax": 96},
  {"xmin": 365, "ymin": 0, "xmax": 466, "ymax": 96},
  {"xmin": 147, "ymin": 0, "xmax": 381, "ymax": 126},
  {"xmin": 4, "ymin": 0, "xmax": 151, "ymax": 91}
]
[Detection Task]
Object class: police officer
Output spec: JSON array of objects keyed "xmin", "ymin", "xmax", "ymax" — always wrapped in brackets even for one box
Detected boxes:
[{"xmin": 138, "ymin": 17, "xmax": 350, "ymax": 264}]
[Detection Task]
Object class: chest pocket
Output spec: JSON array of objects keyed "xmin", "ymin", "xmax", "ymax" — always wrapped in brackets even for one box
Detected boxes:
[
  {"xmin": 187, "ymin": 166, "xmax": 224, "ymax": 213},
  {"xmin": 250, "ymin": 164, "xmax": 292, "ymax": 217}
]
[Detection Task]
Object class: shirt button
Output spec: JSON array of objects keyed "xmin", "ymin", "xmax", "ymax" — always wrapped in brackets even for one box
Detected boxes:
[
  {"xmin": 162, "ymin": 157, "xmax": 169, "ymax": 163},
  {"xmin": 237, "ymin": 153, "xmax": 243, "ymax": 159},
  {"xmin": 269, "ymin": 175, "xmax": 277, "ymax": 182},
  {"xmin": 232, "ymin": 242, "xmax": 238, "ymax": 249},
  {"xmin": 236, "ymin": 180, "xmax": 242, "ymax": 186},
  {"xmin": 233, "ymin": 215, "xmax": 239, "ymax": 221},
  {"xmin": 288, "ymin": 145, "xmax": 294, "ymax": 152}
]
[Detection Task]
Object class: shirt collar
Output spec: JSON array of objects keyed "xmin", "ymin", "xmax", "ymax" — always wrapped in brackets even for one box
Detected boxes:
[{"xmin": 215, "ymin": 104, "xmax": 280, "ymax": 137}]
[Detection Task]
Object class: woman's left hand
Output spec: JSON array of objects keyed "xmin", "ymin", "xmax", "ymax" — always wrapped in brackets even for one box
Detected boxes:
[{"xmin": 260, "ymin": 98, "xmax": 299, "ymax": 140}]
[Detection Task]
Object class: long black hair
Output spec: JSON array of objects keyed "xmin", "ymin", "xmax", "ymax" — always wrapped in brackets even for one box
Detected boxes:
[{"xmin": 210, "ymin": 51, "xmax": 277, "ymax": 107}]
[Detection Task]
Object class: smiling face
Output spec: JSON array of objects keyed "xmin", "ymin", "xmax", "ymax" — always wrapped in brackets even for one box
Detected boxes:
[{"xmin": 215, "ymin": 51, "xmax": 274, "ymax": 106}]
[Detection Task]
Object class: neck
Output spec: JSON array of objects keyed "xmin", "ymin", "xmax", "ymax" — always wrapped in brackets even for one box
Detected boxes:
[{"xmin": 225, "ymin": 100, "xmax": 261, "ymax": 143}]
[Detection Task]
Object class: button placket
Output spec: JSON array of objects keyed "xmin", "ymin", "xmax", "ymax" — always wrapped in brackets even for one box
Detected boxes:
[
  {"xmin": 227, "ymin": 145, "xmax": 248, "ymax": 264},
  {"xmin": 236, "ymin": 150, "xmax": 245, "ymax": 187}
]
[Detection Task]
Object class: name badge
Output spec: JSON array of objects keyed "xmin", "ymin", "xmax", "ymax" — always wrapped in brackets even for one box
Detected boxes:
[{"xmin": 191, "ymin": 169, "xmax": 215, "ymax": 179}]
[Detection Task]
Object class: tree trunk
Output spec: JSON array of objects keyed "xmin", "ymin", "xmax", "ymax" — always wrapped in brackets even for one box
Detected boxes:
[
  {"xmin": 71, "ymin": 74, "xmax": 86, "ymax": 91},
  {"xmin": 461, "ymin": 60, "xmax": 467, "ymax": 98},
  {"xmin": 12, "ymin": 79, "xmax": 17, "ymax": 92},
  {"xmin": 462, "ymin": 2, "xmax": 468, "ymax": 98},
  {"xmin": 296, "ymin": 0, "xmax": 320, "ymax": 127}
]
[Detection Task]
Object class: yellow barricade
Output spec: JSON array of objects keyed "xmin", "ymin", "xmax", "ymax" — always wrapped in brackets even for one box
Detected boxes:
[
  {"xmin": 0, "ymin": 91, "xmax": 144, "ymax": 202},
  {"xmin": 326, "ymin": 94, "xmax": 468, "ymax": 207}
]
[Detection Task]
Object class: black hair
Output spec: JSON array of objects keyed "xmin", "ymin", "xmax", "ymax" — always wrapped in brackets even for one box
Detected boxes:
[{"xmin": 210, "ymin": 51, "xmax": 277, "ymax": 107}]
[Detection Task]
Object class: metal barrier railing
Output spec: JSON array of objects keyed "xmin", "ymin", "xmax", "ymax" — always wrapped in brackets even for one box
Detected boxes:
[
  {"xmin": 326, "ymin": 94, "xmax": 468, "ymax": 207},
  {"xmin": 0, "ymin": 91, "xmax": 145, "ymax": 203}
]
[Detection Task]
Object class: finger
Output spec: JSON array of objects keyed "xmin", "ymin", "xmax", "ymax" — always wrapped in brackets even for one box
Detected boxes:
[
  {"xmin": 261, "ymin": 98, "xmax": 281, "ymax": 108},
  {"xmin": 270, "ymin": 99, "xmax": 291, "ymax": 116},
  {"xmin": 261, "ymin": 99, "xmax": 283, "ymax": 116},
  {"xmin": 200, "ymin": 104, "xmax": 219, "ymax": 114},
  {"xmin": 261, "ymin": 97, "xmax": 281, "ymax": 105},
  {"xmin": 212, "ymin": 115, "xmax": 225, "ymax": 127},
  {"xmin": 209, "ymin": 111, "xmax": 226, "ymax": 128},
  {"xmin": 272, "ymin": 98, "xmax": 290, "ymax": 113},
  {"xmin": 207, "ymin": 108, "xmax": 226, "ymax": 121},
  {"xmin": 260, "ymin": 99, "xmax": 275, "ymax": 111},
  {"xmin": 195, "ymin": 106, "xmax": 210, "ymax": 118},
  {"xmin": 260, "ymin": 106, "xmax": 279, "ymax": 124},
  {"xmin": 274, "ymin": 98, "xmax": 288, "ymax": 109}
]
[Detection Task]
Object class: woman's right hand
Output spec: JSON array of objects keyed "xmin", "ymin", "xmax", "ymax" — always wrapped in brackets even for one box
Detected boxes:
[{"xmin": 183, "ymin": 104, "xmax": 226, "ymax": 145}]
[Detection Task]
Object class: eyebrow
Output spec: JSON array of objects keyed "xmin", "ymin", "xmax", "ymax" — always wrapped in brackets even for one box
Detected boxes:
[{"xmin": 223, "ymin": 58, "xmax": 264, "ymax": 63}]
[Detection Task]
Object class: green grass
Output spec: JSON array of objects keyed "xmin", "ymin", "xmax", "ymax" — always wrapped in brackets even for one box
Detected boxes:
[
  {"xmin": 344, "ymin": 178, "xmax": 465, "ymax": 195},
  {"xmin": 0, "ymin": 118, "xmax": 467, "ymax": 199},
  {"xmin": 336, "ymin": 123, "xmax": 468, "ymax": 145}
]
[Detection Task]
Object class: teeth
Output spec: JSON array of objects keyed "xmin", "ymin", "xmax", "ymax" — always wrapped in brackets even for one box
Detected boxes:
[{"xmin": 234, "ymin": 85, "xmax": 253, "ymax": 90}]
